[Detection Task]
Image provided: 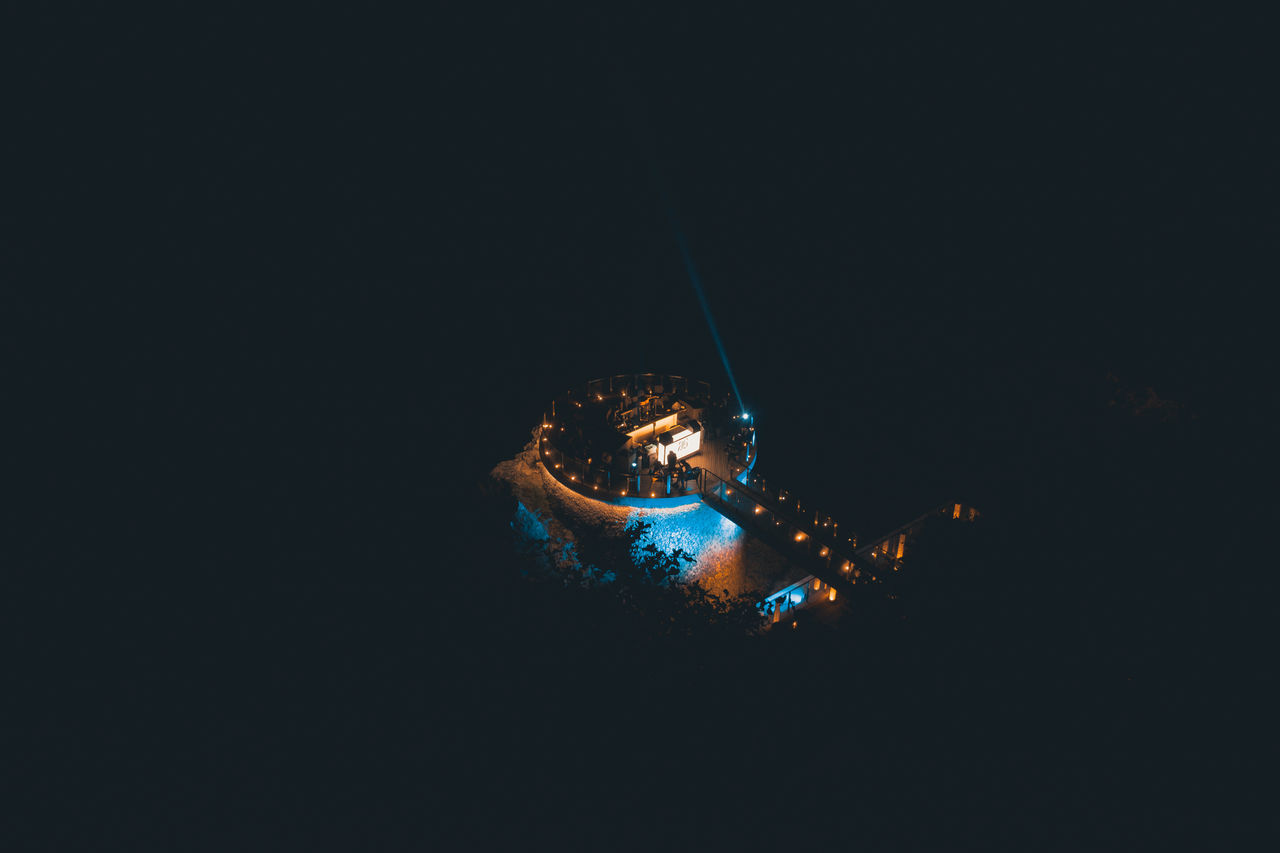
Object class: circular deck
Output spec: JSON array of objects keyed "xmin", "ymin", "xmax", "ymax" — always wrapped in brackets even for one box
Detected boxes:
[{"xmin": 537, "ymin": 374, "xmax": 756, "ymax": 507}]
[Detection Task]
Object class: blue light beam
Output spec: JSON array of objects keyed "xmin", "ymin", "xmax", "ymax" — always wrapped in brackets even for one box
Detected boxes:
[{"xmin": 666, "ymin": 219, "xmax": 746, "ymax": 415}]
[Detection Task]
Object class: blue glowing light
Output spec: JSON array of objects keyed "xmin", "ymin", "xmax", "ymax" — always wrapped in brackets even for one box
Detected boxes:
[
  {"xmin": 718, "ymin": 512, "xmax": 742, "ymax": 538},
  {"xmin": 511, "ymin": 500, "xmax": 549, "ymax": 543},
  {"xmin": 663, "ymin": 207, "xmax": 745, "ymax": 415},
  {"xmin": 626, "ymin": 503, "xmax": 743, "ymax": 575}
]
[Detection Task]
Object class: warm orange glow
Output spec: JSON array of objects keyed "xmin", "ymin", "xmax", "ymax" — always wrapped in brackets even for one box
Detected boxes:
[
  {"xmin": 754, "ymin": 506, "xmax": 762, "ymax": 514},
  {"xmin": 813, "ymin": 578, "xmax": 820, "ymax": 590},
  {"xmin": 794, "ymin": 532, "xmax": 806, "ymax": 542},
  {"xmin": 570, "ymin": 475, "xmax": 576, "ymax": 481},
  {"xmin": 896, "ymin": 535, "xmax": 905, "ymax": 559},
  {"xmin": 953, "ymin": 503, "xmax": 961, "ymax": 519},
  {"xmin": 828, "ymin": 588, "xmax": 836, "ymax": 601},
  {"xmin": 841, "ymin": 561, "xmax": 850, "ymax": 573},
  {"xmin": 819, "ymin": 547, "xmax": 829, "ymax": 557},
  {"xmin": 650, "ymin": 492, "xmax": 656, "ymax": 497},
  {"xmin": 625, "ymin": 413, "xmax": 679, "ymax": 443}
]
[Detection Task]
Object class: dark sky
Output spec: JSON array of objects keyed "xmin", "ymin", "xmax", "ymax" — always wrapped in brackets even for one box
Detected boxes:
[
  {"xmin": 16, "ymin": 10, "xmax": 1273, "ymax": 426},
  {"xmin": 11, "ymin": 7, "xmax": 1276, "ymax": 849}
]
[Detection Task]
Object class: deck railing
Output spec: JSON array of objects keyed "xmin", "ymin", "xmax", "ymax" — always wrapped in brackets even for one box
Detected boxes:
[
  {"xmin": 699, "ymin": 469, "xmax": 874, "ymax": 582},
  {"xmin": 700, "ymin": 468, "xmax": 978, "ymax": 597},
  {"xmin": 539, "ymin": 373, "xmax": 747, "ymax": 501},
  {"xmin": 582, "ymin": 374, "xmax": 712, "ymax": 403},
  {"xmin": 537, "ymin": 428, "xmax": 707, "ymax": 499}
]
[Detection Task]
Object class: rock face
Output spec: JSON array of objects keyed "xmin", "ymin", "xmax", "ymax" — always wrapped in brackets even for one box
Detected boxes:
[{"xmin": 491, "ymin": 441, "xmax": 808, "ymax": 599}]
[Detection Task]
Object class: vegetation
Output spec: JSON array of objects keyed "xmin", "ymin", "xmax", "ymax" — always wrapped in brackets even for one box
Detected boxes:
[{"xmin": 546, "ymin": 516, "xmax": 769, "ymax": 638}]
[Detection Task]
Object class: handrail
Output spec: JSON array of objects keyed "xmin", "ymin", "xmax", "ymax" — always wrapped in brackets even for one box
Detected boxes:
[
  {"xmin": 541, "ymin": 374, "xmax": 730, "ymax": 501},
  {"xmin": 697, "ymin": 469, "xmax": 969, "ymax": 587}
]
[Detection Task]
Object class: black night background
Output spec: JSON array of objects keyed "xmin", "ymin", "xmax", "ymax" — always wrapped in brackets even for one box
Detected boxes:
[{"xmin": 9, "ymin": 7, "xmax": 1276, "ymax": 850}]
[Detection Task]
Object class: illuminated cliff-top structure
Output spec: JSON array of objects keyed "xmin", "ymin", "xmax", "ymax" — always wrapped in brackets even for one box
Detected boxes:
[
  {"xmin": 530, "ymin": 373, "xmax": 978, "ymax": 626},
  {"xmin": 538, "ymin": 374, "xmax": 756, "ymax": 507}
]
